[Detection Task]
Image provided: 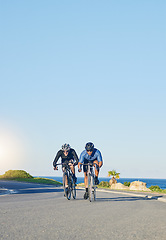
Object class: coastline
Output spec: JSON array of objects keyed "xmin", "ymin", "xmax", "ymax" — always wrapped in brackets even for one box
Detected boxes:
[{"xmin": 39, "ymin": 176, "xmax": 166, "ymax": 189}]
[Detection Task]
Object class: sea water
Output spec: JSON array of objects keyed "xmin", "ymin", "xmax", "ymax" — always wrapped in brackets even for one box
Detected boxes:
[{"xmin": 39, "ymin": 176, "xmax": 166, "ymax": 189}]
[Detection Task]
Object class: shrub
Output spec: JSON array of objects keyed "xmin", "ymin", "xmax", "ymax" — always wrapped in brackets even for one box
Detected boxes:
[
  {"xmin": 123, "ymin": 181, "xmax": 130, "ymax": 187},
  {"xmin": 98, "ymin": 181, "xmax": 110, "ymax": 188},
  {"xmin": 149, "ymin": 185, "xmax": 161, "ymax": 191},
  {"xmin": 1, "ymin": 170, "xmax": 33, "ymax": 179}
]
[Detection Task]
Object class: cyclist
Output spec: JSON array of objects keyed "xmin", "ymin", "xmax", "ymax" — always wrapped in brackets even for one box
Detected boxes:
[
  {"xmin": 78, "ymin": 142, "xmax": 103, "ymax": 199},
  {"xmin": 53, "ymin": 143, "xmax": 79, "ymax": 183}
]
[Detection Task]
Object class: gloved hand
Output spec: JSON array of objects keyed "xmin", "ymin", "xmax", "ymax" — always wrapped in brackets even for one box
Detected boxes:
[{"xmin": 54, "ymin": 166, "xmax": 58, "ymax": 170}]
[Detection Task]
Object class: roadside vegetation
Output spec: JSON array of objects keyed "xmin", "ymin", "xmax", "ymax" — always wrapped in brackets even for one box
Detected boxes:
[
  {"xmin": 97, "ymin": 170, "xmax": 166, "ymax": 194},
  {"xmin": 98, "ymin": 181, "xmax": 110, "ymax": 188},
  {"xmin": 149, "ymin": 185, "xmax": 166, "ymax": 194},
  {"xmin": 123, "ymin": 181, "xmax": 131, "ymax": 187},
  {"xmin": 97, "ymin": 181, "xmax": 166, "ymax": 193},
  {"xmin": 0, "ymin": 170, "xmax": 62, "ymax": 186}
]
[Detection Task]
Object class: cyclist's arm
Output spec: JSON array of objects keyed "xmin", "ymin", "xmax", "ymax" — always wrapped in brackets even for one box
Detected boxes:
[
  {"xmin": 78, "ymin": 151, "xmax": 85, "ymax": 165},
  {"xmin": 53, "ymin": 150, "xmax": 62, "ymax": 167},
  {"xmin": 72, "ymin": 149, "xmax": 79, "ymax": 165},
  {"xmin": 96, "ymin": 150, "xmax": 103, "ymax": 167},
  {"xmin": 78, "ymin": 151, "xmax": 85, "ymax": 171}
]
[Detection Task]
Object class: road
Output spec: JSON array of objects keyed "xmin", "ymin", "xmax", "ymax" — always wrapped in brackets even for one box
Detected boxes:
[{"xmin": 0, "ymin": 180, "xmax": 166, "ymax": 240}]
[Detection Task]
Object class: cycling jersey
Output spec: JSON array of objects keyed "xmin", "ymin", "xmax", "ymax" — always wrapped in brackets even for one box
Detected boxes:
[
  {"xmin": 79, "ymin": 148, "xmax": 103, "ymax": 164},
  {"xmin": 53, "ymin": 148, "xmax": 79, "ymax": 167}
]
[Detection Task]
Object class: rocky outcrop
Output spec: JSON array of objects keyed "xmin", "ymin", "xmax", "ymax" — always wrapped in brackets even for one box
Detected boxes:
[
  {"xmin": 110, "ymin": 183, "xmax": 129, "ymax": 190},
  {"xmin": 129, "ymin": 181, "xmax": 151, "ymax": 192},
  {"xmin": 108, "ymin": 179, "xmax": 151, "ymax": 191},
  {"xmin": 109, "ymin": 177, "xmax": 117, "ymax": 186}
]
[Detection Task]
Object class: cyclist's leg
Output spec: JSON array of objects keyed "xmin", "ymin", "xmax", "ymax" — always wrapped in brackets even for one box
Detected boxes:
[
  {"xmin": 93, "ymin": 160, "xmax": 99, "ymax": 176},
  {"xmin": 93, "ymin": 160, "xmax": 101, "ymax": 185},
  {"xmin": 68, "ymin": 160, "xmax": 74, "ymax": 174},
  {"xmin": 84, "ymin": 172, "xmax": 89, "ymax": 199},
  {"xmin": 62, "ymin": 160, "xmax": 68, "ymax": 187},
  {"xmin": 83, "ymin": 162, "xmax": 89, "ymax": 199},
  {"xmin": 84, "ymin": 171, "xmax": 88, "ymax": 188},
  {"xmin": 69, "ymin": 160, "xmax": 77, "ymax": 183}
]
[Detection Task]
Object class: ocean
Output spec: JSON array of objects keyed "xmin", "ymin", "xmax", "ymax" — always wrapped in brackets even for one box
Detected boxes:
[{"xmin": 40, "ymin": 176, "xmax": 166, "ymax": 189}]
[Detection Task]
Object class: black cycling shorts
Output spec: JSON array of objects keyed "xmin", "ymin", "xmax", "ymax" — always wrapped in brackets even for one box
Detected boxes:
[
  {"xmin": 83, "ymin": 159, "xmax": 98, "ymax": 172},
  {"xmin": 61, "ymin": 159, "xmax": 74, "ymax": 171}
]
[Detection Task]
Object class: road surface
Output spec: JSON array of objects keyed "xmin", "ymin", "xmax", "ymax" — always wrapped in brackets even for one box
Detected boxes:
[{"xmin": 0, "ymin": 180, "xmax": 166, "ymax": 240}]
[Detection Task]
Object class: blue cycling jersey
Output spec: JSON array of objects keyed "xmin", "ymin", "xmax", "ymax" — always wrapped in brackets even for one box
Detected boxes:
[{"xmin": 79, "ymin": 148, "xmax": 103, "ymax": 164}]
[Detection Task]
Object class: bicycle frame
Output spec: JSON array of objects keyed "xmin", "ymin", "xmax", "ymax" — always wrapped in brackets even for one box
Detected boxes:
[
  {"xmin": 56, "ymin": 163, "xmax": 76, "ymax": 200},
  {"xmin": 83, "ymin": 162, "xmax": 96, "ymax": 202}
]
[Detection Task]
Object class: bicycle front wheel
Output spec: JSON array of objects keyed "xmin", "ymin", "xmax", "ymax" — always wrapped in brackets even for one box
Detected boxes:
[
  {"xmin": 93, "ymin": 185, "xmax": 96, "ymax": 201},
  {"xmin": 66, "ymin": 175, "xmax": 72, "ymax": 200},
  {"xmin": 63, "ymin": 172, "xmax": 68, "ymax": 198},
  {"xmin": 88, "ymin": 174, "xmax": 94, "ymax": 202},
  {"xmin": 71, "ymin": 177, "xmax": 76, "ymax": 199}
]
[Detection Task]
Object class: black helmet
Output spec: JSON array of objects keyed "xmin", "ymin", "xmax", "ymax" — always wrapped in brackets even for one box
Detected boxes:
[{"xmin": 85, "ymin": 142, "xmax": 94, "ymax": 151}]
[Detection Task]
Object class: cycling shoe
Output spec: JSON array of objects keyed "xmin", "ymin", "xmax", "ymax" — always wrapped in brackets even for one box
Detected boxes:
[
  {"xmin": 84, "ymin": 192, "xmax": 89, "ymax": 199},
  {"xmin": 94, "ymin": 177, "xmax": 99, "ymax": 185}
]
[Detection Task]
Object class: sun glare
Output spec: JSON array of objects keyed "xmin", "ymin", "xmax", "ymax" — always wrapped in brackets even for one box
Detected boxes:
[{"xmin": 0, "ymin": 126, "xmax": 25, "ymax": 175}]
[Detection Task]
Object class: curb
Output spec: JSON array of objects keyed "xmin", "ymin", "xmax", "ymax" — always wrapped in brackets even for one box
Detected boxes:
[
  {"xmin": 0, "ymin": 188, "xmax": 18, "ymax": 195},
  {"xmin": 0, "ymin": 188, "xmax": 9, "ymax": 195},
  {"xmin": 77, "ymin": 187, "xmax": 166, "ymax": 203},
  {"xmin": 98, "ymin": 189, "xmax": 166, "ymax": 203},
  {"xmin": 1, "ymin": 186, "xmax": 166, "ymax": 203}
]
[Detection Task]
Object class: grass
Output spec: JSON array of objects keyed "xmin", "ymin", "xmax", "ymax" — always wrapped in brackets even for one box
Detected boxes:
[
  {"xmin": 1, "ymin": 177, "xmax": 62, "ymax": 185},
  {"xmin": 0, "ymin": 170, "xmax": 62, "ymax": 186},
  {"xmin": 149, "ymin": 185, "xmax": 166, "ymax": 194}
]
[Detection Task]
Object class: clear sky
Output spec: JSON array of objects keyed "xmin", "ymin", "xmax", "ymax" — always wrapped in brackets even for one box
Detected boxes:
[{"xmin": 0, "ymin": 1, "xmax": 166, "ymax": 178}]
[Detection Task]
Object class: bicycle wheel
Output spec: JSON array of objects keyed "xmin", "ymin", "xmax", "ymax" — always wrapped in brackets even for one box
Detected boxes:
[
  {"xmin": 71, "ymin": 177, "xmax": 76, "ymax": 199},
  {"xmin": 88, "ymin": 174, "xmax": 93, "ymax": 202},
  {"xmin": 93, "ymin": 184, "xmax": 96, "ymax": 201},
  {"xmin": 66, "ymin": 174, "xmax": 72, "ymax": 200},
  {"xmin": 63, "ymin": 172, "xmax": 68, "ymax": 197}
]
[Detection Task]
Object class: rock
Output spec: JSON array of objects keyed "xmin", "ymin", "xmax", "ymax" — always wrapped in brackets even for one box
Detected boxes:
[
  {"xmin": 110, "ymin": 183, "xmax": 129, "ymax": 190},
  {"xmin": 129, "ymin": 181, "xmax": 151, "ymax": 192},
  {"xmin": 109, "ymin": 177, "xmax": 117, "ymax": 186}
]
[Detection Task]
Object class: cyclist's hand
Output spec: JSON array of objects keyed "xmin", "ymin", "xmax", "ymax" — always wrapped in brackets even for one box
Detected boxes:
[{"xmin": 54, "ymin": 166, "xmax": 58, "ymax": 170}]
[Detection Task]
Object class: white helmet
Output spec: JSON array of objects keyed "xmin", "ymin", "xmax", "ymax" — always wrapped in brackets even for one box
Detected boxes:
[{"xmin": 61, "ymin": 143, "xmax": 71, "ymax": 151}]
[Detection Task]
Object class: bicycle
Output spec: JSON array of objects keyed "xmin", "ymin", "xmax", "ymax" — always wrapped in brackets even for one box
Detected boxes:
[
  {"xmin": 56, "ymin": 163, "xmax": 76, "ymax": 200},
  {"xmin": 83, "ymin": 162, "xmax": 97, "ymax": 202}
]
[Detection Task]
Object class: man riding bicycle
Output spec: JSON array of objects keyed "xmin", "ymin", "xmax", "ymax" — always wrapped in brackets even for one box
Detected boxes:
[
  {"xmin": 78, "ymin": 142, "xmax": 103, "ymax": 199},
  {"xmin": 53, "ymin": 143, "xmax": 79, "ymax": 183}
]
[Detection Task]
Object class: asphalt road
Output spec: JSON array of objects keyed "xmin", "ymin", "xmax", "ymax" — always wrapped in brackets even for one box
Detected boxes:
[{"xmin": 0, "ymin": 180, "xmax": 166, "ymax": 240}]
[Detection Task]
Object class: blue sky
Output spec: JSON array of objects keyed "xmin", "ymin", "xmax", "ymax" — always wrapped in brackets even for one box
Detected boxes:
[{"xmin": 0, "ymin": 1, "xmax": 165, "ymax": 178}]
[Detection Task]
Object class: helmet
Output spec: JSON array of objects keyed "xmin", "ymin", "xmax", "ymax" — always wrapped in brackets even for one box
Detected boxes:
[
  {"xmin": 85, "ymin": 142, "xmax": 94, "ymax": 151},
  {"xmin": 61, "ymin": 143, "xmax": 71, "ymax": 151}
]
